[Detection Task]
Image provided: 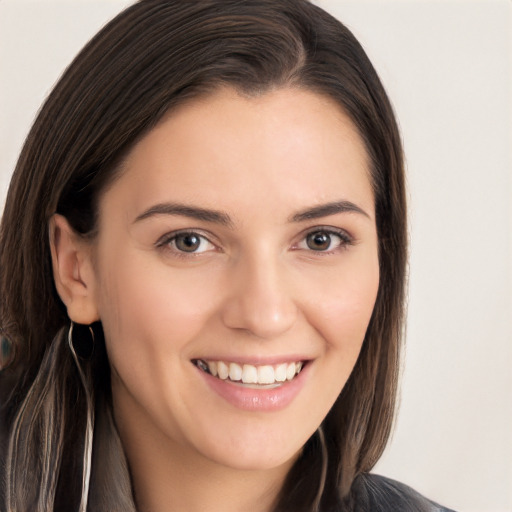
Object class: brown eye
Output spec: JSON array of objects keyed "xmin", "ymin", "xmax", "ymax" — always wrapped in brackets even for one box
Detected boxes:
[
  {"xmin": 157, "ymin": 230, "xmax": 216, "ymax": 256},
  {"xmin": 297, "ymin": 229, "xmax": 352, "ymax": 253},
  {"xmin": 306, "ymin": 231, "xmax": 333, "ymax": 251},
  {"xmin": 174, "ymin": 233, "xmax": 202, "ymax": 252},
  {"xmin": 164, "ymin": 232, "xmax": 215, "ymax": 254}
]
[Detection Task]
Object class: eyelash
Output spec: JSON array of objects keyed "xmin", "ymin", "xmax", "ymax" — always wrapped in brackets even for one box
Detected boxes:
[{"xmin": 155, "ymin": 227, "xmax": 354, "ymax": 258}]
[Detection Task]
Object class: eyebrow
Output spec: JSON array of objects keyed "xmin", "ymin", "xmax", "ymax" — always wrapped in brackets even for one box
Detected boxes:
[
  {"xmin": 134, "ymin": 203, "xmax": 233, "ymax": 227},
  {"xmin": 290, "ymin": 200, "xmax": 370, "ymax": 222},
  {"xmin": 133, "ymin": 199, "xmax": 370, "ymax": 227}
]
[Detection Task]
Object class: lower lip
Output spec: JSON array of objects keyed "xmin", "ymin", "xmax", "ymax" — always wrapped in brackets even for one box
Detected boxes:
[{"xmin": 195, "ymin": 363, "xmax": 310, "ymax": 412}]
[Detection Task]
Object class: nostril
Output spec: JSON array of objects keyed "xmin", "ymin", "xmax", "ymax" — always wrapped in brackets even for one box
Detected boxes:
[{"xmin": 220, "ymin": 291, "xmax": 298, "ymax": 339}]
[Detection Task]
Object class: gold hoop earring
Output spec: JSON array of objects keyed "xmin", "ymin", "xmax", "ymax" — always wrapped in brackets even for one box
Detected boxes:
[
  {"xmin": 68, "ymin": 322, "xmax": 95, "ymax": 512},
  {"xmin": 68, "ymin": 321, "xmax": 95, "ymax": 359}
]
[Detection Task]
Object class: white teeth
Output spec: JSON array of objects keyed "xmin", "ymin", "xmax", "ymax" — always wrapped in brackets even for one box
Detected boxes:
[
  {"xmin": 242, "ymin": 364, "xmax": 258, "ymax": 384},
  {"xmin": 229, "ymin": 362, "xmax": 242, "ymax": 381},
  {"xmin": 217, "ymin": 361, "xmax": 229, "ymax": 380},
  {"xmin": 286, "ymin": 362, "xmax": 296, "ymax": 381},
  {"xmin": 208, "ymin": 361, "xmax": 218, "ymax": 377},
  {"xmin": 274, "ymin": 363, "xmax": 287, "ymax": 382},
  {"xmin": 257, "ymin": 365, "xmax": 275, "ymax": 384},
  {"xmin": 197, "ymin": 358, "xmax": 305, "ymax": 385}
]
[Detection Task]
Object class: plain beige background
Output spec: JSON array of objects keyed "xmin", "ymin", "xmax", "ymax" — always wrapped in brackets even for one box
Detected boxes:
[{"xmin": 1, "ymin": 1, "xmax": 511, "ymax": 511}]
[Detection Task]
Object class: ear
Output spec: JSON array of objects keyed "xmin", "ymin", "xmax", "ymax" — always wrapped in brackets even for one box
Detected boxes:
[{"xmin": 49, "ymin": 214, "xmax": 100, "ymax": 324}]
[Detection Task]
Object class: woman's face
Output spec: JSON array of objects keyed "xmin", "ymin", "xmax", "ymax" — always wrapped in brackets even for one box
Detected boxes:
[{"xmin": 89, "ymin": 87, "xmax": 379, "ymax": 472}]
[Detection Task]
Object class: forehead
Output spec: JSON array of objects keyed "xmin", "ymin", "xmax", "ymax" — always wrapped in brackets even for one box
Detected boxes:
[{"xmin": 98, "ymin": 87, "xmax": 374, "ymax": 225}]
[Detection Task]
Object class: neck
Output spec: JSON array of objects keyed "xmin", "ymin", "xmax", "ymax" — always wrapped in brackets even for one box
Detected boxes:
[{"xmin": 131, "ymin": 443, "xmax": 287, "ymax": 512}]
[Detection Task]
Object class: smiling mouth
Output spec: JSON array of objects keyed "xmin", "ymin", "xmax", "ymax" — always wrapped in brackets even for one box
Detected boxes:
[{"xmin": 192, "ymin": 359, "xmax": 305, "ymax": 388}]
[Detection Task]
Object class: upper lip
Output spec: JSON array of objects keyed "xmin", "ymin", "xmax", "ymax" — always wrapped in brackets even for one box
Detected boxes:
[{"xmin": 190, "ymin": 355, "xmax": 313, "ymax": 366}]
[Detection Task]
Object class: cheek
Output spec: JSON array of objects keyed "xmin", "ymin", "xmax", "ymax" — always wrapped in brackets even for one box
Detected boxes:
[
  {"xmin": 292, "ymin": 254, "xmax": 379, "ymax": 431},
  {"xmin": 305, "ymin": 255, "xmax": 380, "ymax": 355},
  {"xmin": 94, "ymin": 251, "xmax": 223, "ymax": 374}
]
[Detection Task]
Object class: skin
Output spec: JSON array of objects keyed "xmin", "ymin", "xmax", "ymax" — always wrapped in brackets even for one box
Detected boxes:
[{"xmin": 50, "ymin": 87, "xmax": 379, "ymax": 512}]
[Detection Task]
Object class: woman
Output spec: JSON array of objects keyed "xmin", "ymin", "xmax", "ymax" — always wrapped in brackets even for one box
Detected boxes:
[{"xmin": 0, "ymin": 1, "xmax": 454, "ymax": 511}]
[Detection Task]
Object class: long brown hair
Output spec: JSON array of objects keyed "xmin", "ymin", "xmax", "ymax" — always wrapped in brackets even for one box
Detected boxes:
[{"xmin": 0, "ymin": 1, "xmax": 406, "ymax": 510}]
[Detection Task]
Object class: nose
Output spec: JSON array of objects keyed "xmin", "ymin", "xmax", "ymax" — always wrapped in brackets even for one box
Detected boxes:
[{"xmin": 220, "ymin": 253, "xmax": 298, "ymax": 339}]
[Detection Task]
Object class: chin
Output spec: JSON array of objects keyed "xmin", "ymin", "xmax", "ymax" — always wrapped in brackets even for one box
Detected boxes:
[
  {"xmin": 211, "ymin": 447, "xmax": 299, "ymax": 473},
  {"xmin": 193, "ymin": 429, "xmax": 303, "ymax": 473}
]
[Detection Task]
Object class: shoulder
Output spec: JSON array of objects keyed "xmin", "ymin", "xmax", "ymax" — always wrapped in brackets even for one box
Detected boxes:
[{"xmin": 345, "ymin": 473, "xmax": 457, "ymax": 512}]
